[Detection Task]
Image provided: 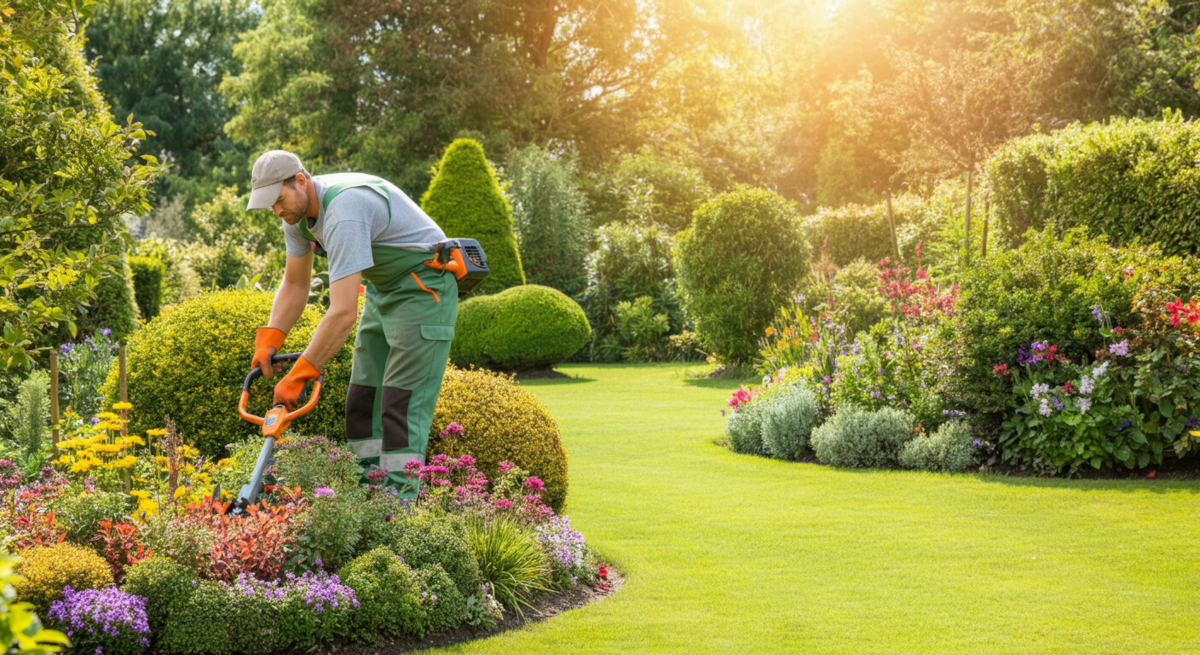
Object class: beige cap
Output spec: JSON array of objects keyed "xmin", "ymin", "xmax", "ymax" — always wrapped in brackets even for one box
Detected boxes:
[{"xmin": 247, "ymin": 150, "xmax": 306, "ymax": 210}]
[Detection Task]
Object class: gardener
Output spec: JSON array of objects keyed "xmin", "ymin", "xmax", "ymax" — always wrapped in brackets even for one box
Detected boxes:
[{"xmin": 245, "ymin": 150, "xmax": 457, "ymax": 496}]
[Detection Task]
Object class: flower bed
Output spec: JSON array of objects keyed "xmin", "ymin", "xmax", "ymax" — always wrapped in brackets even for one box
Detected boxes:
[{"xmin": 0, "ymin": 413, "xmax": 604, "ymax": 654}]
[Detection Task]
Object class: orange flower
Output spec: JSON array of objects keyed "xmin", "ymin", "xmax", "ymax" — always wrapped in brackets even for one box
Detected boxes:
[{"xmin": 765, "ymin": 326, "xmax": 776, "ymax": 336}]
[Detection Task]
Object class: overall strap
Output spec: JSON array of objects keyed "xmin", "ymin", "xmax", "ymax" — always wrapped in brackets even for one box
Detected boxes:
[{"xmin": 301, "ymin": 173, "xmax": 394, "ymax": 248}]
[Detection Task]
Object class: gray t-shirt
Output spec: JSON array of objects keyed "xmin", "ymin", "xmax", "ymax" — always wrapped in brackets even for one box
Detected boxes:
[{"xmin": 283, "ymin": 175, "xmax": 446, "ymax": 282}]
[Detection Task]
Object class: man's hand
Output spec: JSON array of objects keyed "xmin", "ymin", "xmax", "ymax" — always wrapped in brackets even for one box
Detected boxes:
[
  {"xmin": 252, "ymin": 327, "xmax": 287, "ymax": 379},
  {"xmin": 274, "ymin": 356, "xmax": 322, "ymax": 410}
]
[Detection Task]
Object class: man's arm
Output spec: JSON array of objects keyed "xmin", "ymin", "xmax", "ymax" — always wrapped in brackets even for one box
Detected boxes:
[
  {"xmin": 260, "ymin": 250, "xmax": 313, "ymax": 378},
  {"xmin": 301, "ymin": 271, "xmax": 361, "ymax": 370}
]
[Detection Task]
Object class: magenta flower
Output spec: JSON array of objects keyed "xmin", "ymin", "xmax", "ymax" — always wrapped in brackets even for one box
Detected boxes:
[
  {"xmin": 498, "ymin": 461, "xmax": 515, "ymax": 475},
  {"xmin": 439, "ymin": 422, "xmax": 465, "ymax": 439},
  {"xmin": 524, "ymin": 476, "xmax": 545, "ymax": 492},
  {"xmin": 494, "ymin": 499, "xmax": 514, "ymax": 509},
  {"xmin": 313, "ymin": 487, "xmax": 336, "ymax": 499}
]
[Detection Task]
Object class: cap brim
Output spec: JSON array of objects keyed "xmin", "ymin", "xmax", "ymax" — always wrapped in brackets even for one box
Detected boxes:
[{"xmin": 246, "ymin": 181, "xmax": 284, "ymax": 210}]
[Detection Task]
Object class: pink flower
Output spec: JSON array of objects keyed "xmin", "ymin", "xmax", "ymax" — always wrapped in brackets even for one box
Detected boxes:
[
  {"xmin": 458, "ymin": 454, "xmax": 475, "ymax": 467},
  {"xmin": 494, "ymin": 499, "xmax": 514, "ymax": 509},
  {"xmin": 439, "ymin": 422, "xmax": 464, "ymax": 439},
  {"xmin": 314, "ymin": 487, "xmax": 336, "ymax": 499},
  {"xmin": 498, "ymin": 461, "xmax": 515, "ymax": 475},
  {"xmin": 431, "ymin": 454, "xmax": 449, "ymax": 465},
  {"xmin": 524, "ymin": 476, "xmax": 545, "ymax": 492},
  {"xmin": 402, "ymin": 460, "xmax": 422, "ymax": 472}
]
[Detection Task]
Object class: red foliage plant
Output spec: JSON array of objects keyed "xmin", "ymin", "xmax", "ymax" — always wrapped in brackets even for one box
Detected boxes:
[
  {"xmin": 93, "ymin": 519, "xmax": 151, "ymax": 581},
  {"xmin": 184, "ymin": 493, "xmax": 300, "ymax": 582},
  {"xmin": 8, "ymin": 510, "xmax": 65, "ymax": 551},
  {"xmin": 877, "ymin": 246, "xmax": 959, "ymax": 323}
]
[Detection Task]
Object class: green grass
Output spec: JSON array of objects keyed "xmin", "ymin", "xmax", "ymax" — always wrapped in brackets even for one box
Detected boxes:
[{"xmin": 425, "ymin": 363, "xmax": 1200, "ymax": 655}]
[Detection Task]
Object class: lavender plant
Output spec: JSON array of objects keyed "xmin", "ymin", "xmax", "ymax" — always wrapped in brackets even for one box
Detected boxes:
[{"xmin": 48, "ymin": 586, "xmax": 150, "ymax": 655}]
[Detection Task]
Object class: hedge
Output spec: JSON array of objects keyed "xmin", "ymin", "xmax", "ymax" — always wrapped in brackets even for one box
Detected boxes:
[
  {"xmin": 987, "ymin": 112, "xmax": 1200, "ymax": 255},
  {"xmin": 129, "ymin": 255, "xmax": 166, "ymax": 320}
]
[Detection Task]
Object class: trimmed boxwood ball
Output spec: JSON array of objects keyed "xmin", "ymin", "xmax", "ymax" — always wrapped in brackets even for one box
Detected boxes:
[
  {"xmin": 16, "ymin": 543, "xmax": 114, "ymax": 614},
  {"xmin": 103, "ymin": 289, "xmax": 355, "ymax": 459},
  {"xmin": 421, "ymin": 138, "xmax": 526, "ymax": 296},
  {"xmin": 451, "ymin": 285, "xmax": 590, "ymax": 371},
  {"xmin": 811, "ymin": 406, "xmax": 917, "ymax": 468},
  {"xmin": 429, "ymin": 365, "xmax": 568, "ymax": 511}
]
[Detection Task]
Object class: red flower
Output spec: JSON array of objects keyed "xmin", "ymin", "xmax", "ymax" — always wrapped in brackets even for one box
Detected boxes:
[
  {"xmin": 1061, "ymin": 381, "xmax": 1075, "ymax": 395},
  {"xmin": 598, "ymin": 566, "xmax": 608, "ymax": 581},
  {"xmin": 992, "ymin": 363, "xmax": 1010, "ymax": 377}
]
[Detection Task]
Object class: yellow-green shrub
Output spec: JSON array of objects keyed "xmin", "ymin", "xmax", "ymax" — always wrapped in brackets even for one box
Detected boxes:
[
  {"xmin": 429, "ymin": 366, "xmax": 568, "ymax": 511},
  {"xmin": 103, "ymin": 289, "xmax": 356, "ymax": 459},
  {"xmin": 16, "ymin": 543, "xmax": 114, "ymax": 613}
]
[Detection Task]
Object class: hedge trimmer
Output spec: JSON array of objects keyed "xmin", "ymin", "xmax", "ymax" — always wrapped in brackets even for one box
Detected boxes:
[{"xmin": 213, "ymin": 352, "xmax": 323, "ymax": 515}]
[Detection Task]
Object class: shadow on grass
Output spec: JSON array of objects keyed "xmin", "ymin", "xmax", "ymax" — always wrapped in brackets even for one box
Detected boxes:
[
  {"xmin": 975, "ymin": 472, "xmax": 1200, "ymax": 495},
  {"xmin": 518, "ymin": 376, "xmax": 596, "ymax": 386},
  {"xmin": 682, "ymin": 377, "xmax": 756, "ymax": 391}
]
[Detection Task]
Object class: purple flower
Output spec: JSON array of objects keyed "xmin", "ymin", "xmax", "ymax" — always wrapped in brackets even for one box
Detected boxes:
[
  {"xmin": 822, "ymin": 376, "xmax": 831, "ymax": 385},
  {"xmin": 972, "ymin": 439, "xmax": 984, "ymax": 447},
  {"xmin": 59, "ymin": 343, "xmax": 74, "ymax": 354},
  {"xmin": 49, "ymin": 587, "xmax": 149, "ymax": 655},
  {"xmin": 1017, "ymin": 345, "xmax": 1035, "ymax": 366},
  {"xmin": 313, "ymin": 487, "xmax": 336, "ymax": 499},
  {"xmin": 1187, "ymin": 418, "xmax": 1200, "ymax": 428},
  {"xmin": 524, "ymin": 476, "xmax": 545, "ymax": 492},
  {"xmin": 1109, "ymin": 340, "xmax": 1129, "ymax": 357},
  {"xmin": 100, "ymin": 328, "xmax": 112, "ymax": 337},
  {"xmin": 1052, "ymin": 396, "xmax": 1064, "ymax": 411},
  {"xmin": 1091, "ymin": 304, "xmax": 1104, "ymax": 323},
  {"xmin": 1117, "ymin": 419, "xmax": 1132, "ymax": 432}
]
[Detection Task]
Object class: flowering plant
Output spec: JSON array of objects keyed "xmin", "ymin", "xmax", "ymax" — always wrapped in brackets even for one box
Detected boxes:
[
  {"xmin": 57, "ymin": 328, "xmax": 117, "ymax": 419},
  {"xmin": 48, "ymin": 586, "xmax": 150, "ymax": 655},
  {"xmin": 537, "ymin": 516, "xmax": 595, "ymax": 589},
  {"xmin": 832, "ymin": 317, "xmax": 948, "ymax": 429},
  {"xmin": 754, "ymin": 298, "xmax": 849, "ymax": 410}
]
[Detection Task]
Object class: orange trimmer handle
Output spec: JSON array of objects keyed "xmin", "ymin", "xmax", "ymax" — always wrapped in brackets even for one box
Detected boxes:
[
  {"xmin": 284, "ymin": 377, "xmax": 323, "ymax": 421},
  {"xmin": 239, "ymin": 352, "xmax": 310, "ymax": 424}
]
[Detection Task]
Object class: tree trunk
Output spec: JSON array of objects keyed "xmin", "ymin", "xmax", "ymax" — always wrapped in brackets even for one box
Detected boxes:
[
  {"xmin": 886, "ymin": 188, "xmax": 899, "ymax": 261},
  {"xmin": 963, "ymin": 168, "xmax": 973, "ymax": 272}
]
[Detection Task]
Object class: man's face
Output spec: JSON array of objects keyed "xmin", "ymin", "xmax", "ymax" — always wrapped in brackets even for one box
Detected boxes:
[{"xmin": 271, "ymin": 179, "xmax": 310, "ymax": 225}]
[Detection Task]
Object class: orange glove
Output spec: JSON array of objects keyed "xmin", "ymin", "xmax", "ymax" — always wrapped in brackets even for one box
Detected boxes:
[
  {"xmin": 253, "ymin": 327, "xmax": 287, "ymax": 378},
  {"xmin": 273, "ymin": 356, "xmax": 321, "ymax": 411}
]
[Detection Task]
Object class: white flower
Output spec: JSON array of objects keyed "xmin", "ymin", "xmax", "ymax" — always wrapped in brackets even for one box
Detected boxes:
[
  {"xmin": 1038, "ymin": 398, "xmax": 1053, "ymax": 416},
  {"xmin": 1078, "ymin": 397, "xmax": 1092, "ymax": 414},
  {"xmin": 1031, "ymin": 383, "xmax": 1050, "ymax": 399},
  {"xmin": 1093, "ymin": 361, "xmax": 1109, "ymax": 378},
  {"xmin": 1080, "ymin": 375, "xmax": 1094, "ymax": 395}
]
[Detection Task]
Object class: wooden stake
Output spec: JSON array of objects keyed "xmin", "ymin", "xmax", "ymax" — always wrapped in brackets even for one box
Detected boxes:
[
  {"xmin": 119, "ymin": 344, "xmax": 128, "ymax": 436},
  {"xmin": 50, "ymin": 351, "xmax": 60, "ymax": 458}
]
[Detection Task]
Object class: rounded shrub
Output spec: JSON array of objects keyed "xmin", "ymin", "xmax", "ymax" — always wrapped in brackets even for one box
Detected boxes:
[
  {"xmin": 674, "ymin": 188, "xmax": 811, "ymax": 364},
  {"xmin": 339, "ymin": 546, "xmax": 425, "ymax": 641},
  {"xmin": 129, "ymin": 255, "xmax": 166, "ymax": 321},
  {"xmin": 122, "ymin": 557, "xmax": 195, "ymax": 635},
  {"xmin": 451, "ymin": 285, "xmax": 590, "ymax": 371},
  {"xmin": 830, "ymin": 259, "xmax": 890, "ymax": 337},
  {"xmin": 810, "ymin": 406, "xmax": 916, "ymax": 468},
  {"xmin": 429, "ymin": 366, "xmax": 569, "ymax": 511},
  {"xmin": 413, "ymin": 564, "xmax": 469, "ymax": 635},
  {"xmin": 102, "ymin": 289, "xmax": 355, "ymax": 459},
  {"xmin": 421, "ymin": 138, "xmax": 525, "ymax": 295},
  {"xmin": 759, "ymin": 386, "xmax": 818, "ymax": 461},
  {"xmin": 899, "ymin": 420, "xmax": 980, "ymax": 472},
  {"xmin": 158, "ymin": 579, "xmax": 279, "ymax": 655},
  {"xmin": 724, "ymin": 402, "xmax": 767, "ymax": 456},
  {"xmin": 16, "ymin": 543, "xmax": 114, "ymax": 613},
  {"xmin": 388, "ymin": 512, "xmax": 479, "ymax": 599}
]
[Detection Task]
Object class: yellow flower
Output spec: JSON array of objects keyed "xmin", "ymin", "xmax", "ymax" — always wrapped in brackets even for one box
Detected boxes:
[
  {"xmin": 146, "ymin": 429, "xmax": 168, "ymax": 437},
  {"xmin": 129, "ymin": 489, "xmax": 150, "ymax": 499},
  {"xmin": 153, "ymin": 456, "xmax": 169, "ymax": 466},
  {"xmin": 107, "ymin": 455, "xmax": 138, "ymax": 469},
  {"xmin": 92, "ymin": 443, "xmax": 123, "ymax": 454},
  {"xmin": 174, "ymin": 486, "xmax": 188, "ymax": 499},
  {"xmin": 96, "ymin": 412, "xmax": 121, "ymax": 421},
  {"xmin": 71, "ymin": 458, "xmax": 97, "ymax": 473},
  {"xmin": 112, "ymin": 402, "xmax": 133, "ymax": 411},
  {"xmin": 120, "ymin": 435, "xmax": 146, "ymax": 447},
  {"xmin": 133, "ymin": 477, "xmax": 148, "ymax": 484},
  {"xmin": 136, "ymin": 497, "xmax": 158, "ymax": 517},
  {"xmin": 95, "ymin": 421, "xmax": 124, "ymax": 432}
]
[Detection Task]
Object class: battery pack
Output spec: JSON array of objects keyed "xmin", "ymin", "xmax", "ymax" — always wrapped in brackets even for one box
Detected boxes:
[{"xmin": 424, "ymin": 238, "xmax": 489, "ymax": 296}]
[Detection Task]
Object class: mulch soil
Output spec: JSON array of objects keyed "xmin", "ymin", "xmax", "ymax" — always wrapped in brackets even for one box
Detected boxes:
[{"xmin": 302, "ymin": 566, "xmax": 624, "ymax": 655}]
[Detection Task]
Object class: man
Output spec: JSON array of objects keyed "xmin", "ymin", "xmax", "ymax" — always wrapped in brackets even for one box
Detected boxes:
[{"xmin": 245, "ymin": 150, "xmax": 457, "ymax": 494}]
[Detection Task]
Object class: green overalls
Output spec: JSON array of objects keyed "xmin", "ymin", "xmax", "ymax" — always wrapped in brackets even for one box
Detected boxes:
[{"xmin": 303, "ymin": 174, "xmax": 458, "ymax": 496}]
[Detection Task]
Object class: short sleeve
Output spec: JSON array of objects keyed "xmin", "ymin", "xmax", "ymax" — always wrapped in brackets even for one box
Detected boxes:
[
  {"xmin": 283, "ymin": 221, "xmax": 312, "ymax": 259},
  {"xmin": 324, "ymin": 219, "xmax": 375, "ymax": 282}
]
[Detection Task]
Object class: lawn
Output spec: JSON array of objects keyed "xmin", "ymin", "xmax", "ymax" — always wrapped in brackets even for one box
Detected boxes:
[{"xmin": 425, "ymin": 363, "xmax": 1200, "ymax": 655}]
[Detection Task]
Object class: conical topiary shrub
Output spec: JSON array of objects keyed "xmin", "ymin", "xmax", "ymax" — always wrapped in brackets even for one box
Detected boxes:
[{"xmin": 420, "ymin": 139, "xmax": 525, "ymax": 295}]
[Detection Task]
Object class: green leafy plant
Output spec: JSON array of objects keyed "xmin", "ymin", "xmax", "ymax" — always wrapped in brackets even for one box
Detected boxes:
[
  {"xmin": 122, "ymin": 557, "xmax": 196, "ymax": 636},
  {"xmin": 0, "ymin": 552, "xmax": 69, "ymax": 654},
  {"xmin": 759, "ymin": 385, "xmax": 818, "ymax": 461},
  {"xmin": 506, "ymin": 144, "xmax": 590, "ymax": 296},
  {"xmin": 271, "ymin": 436, "xmax": 361, "ymax": 495},
  {"xmin": 50, "ymin": 486, "xmax": 128, "ymax": 543},
  {"xmin": 724, "ymin": 399, "xmax": 767, "ymax": 456},
  {"xmin": 675, "ymin": 188, "xmax": 811, "ymax": 365},
  {"xmin": 613, "ymin": 296, "xmax": 671, "ymax": 362},
  {"xmin": 15, "ymin": 543, "xmax": 114, "ymax": 615},
  {"xmin": 290, "ymin": 490, "xmax": 364, "ymax": 572},
  {"xmin": 338, "ymin": 546, "xmax": 426, "ymax": 641},
  {"xmin": 466, "ymin": 517, "xmax": 550, "ymax": 616},
  {"xmin": 387, "ymin": 512, "xmax": 481, "ymax": 599},
  {"xmin": 128, "ymin": 256, "xmax": 166, "ymax": 320}
]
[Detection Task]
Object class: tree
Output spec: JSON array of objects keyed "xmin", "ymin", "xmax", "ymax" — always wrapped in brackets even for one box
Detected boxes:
[
  {"xmin": 85, "ymin": 0, "xmax": 258, "ymax": 205},
  {"xmin": 505, "ymin": 144, "xmax": 589, "ymax": 296},
  {"xmin": 421, "ymin": 139, "xmax": 525, "ymax": 296},
  {"xmin": 0, "ymin": 0, "xmax": 159, "ymax": 368}
]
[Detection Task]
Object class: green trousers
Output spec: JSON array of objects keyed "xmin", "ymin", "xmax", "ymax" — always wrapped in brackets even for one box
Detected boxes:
[{"xmin": 345, "ymin": 246, "xmax": 458, "ymax": 496}]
